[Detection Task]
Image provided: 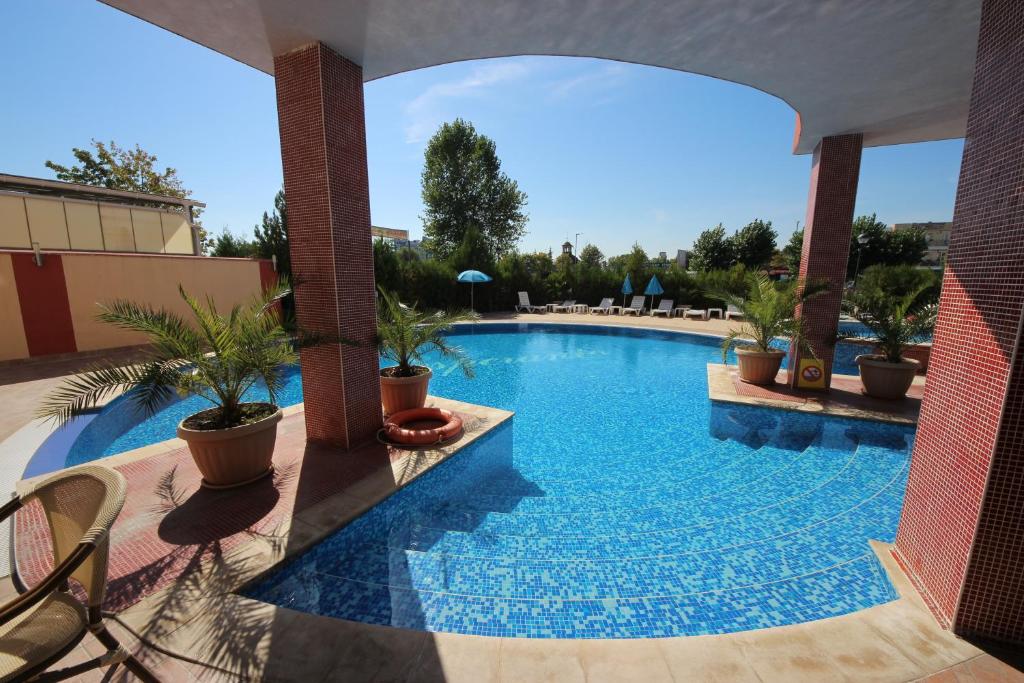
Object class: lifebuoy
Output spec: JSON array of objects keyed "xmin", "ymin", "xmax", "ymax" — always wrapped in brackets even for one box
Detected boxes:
[{"xmin": 384, "ymin": 408, "xmax": 463, "ymax": 445}]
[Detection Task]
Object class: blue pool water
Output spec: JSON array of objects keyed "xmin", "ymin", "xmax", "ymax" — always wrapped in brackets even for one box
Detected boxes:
[
  {"xmin": 239, "ymin": 324, "xmax": 914, "ymax": 639},
  {"xmin": 51, "ymin": 324, "xmax": 876, "ymax": 474}
]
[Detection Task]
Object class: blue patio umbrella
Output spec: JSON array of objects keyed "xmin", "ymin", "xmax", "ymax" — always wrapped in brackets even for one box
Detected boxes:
[
  {"xmin": 621, "ymin": 274, "xmax": 633, "ymax": 309},
  {"xmin": 457, "ymin": 269, "xmax": 492, "ymax": 312},
  {"xmin": 644, "ymin": 274, "xmax": 664, "ymax": 312}
]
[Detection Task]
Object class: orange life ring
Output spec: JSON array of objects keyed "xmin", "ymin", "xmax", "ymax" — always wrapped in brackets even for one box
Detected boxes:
[{"xmin": 384, "ymin": 408, "xmax": 463, "ymax": 445}]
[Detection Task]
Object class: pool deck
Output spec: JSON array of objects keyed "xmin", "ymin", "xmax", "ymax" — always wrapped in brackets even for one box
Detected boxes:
[
  {"xmin": 707, "ymin": 364, "xmax": 924, "ymax": 425},
  {"xmin": 0, "ymin": 315, "xmax": 1021, "ymax": 681}
]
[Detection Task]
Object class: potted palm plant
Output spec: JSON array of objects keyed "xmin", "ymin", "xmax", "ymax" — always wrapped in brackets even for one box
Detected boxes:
[
  {"xmin": 712, "ymin": 274, "xmax": 827, "ymax": 385},
  {"xmin": 377, "ymin": 289, "xmax": 477, "ymax": 415},
  {"xmin": 844, "ymin": 283, "xmax": 937, "ymax": 399},
  {"xmin": 41, "ymin": 282, "xmax": 299, "ymax": 489}
]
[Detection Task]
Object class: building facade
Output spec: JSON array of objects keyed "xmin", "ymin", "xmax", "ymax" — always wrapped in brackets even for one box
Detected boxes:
[{"xmin": 893, "ymin": 221, "xmax": 951, "ymax": 269}]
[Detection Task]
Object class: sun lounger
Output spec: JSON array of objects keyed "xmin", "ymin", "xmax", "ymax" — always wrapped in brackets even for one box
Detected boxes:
[
  {"xmin": 726, "ymin": 304, "xmax": 743, "ymax": 320},
  {"xmin": 651, "ymin": 299, "xmax": 675, "ymax": 317},
  {"xmin": 590, "ymin": 298, "xmax": 619, "ymax": 314},
  {"xmin": 684, "ymin": 308, "xmax": 708, "ymax": 320},
  {"xmin": 515, "ymin": 291, "xmax": 544, "ymax": 313},
  {"xmin": 552, "ymin": 299, "xmax": 576, "ymax": 313},
  {"xmin": 622, "ymin": 296, "xmax": 645, "ymax": 316}
]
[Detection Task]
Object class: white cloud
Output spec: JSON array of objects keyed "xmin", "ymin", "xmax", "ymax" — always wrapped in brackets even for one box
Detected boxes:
[
  {"xmin": 403, "ymin": 61, "xmax": 530, "ymax": 143},
  {"xmin": 547, "ymin": 63, "xmax": 629, "ymax": 100}
]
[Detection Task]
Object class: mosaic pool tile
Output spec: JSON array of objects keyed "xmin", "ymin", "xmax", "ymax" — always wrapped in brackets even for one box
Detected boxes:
[{"xmin": 244, "ymin": 325, "xmax": 914, "ymax": 638}]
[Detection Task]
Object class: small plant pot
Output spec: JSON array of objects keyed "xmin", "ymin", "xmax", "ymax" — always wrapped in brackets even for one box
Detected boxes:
[
  {"xmin": 176, "ymin": 404, "xmax": 282, "ymax": 489},
  {"xmin": 856, "ymin": 354, "xmax": 920, "ymax": 400},
  {"xmin": 735, "ymin": 347, "xmax": 785, "ymax": 385},
  {"xmin": 380, "ymin": 367, "xmax": 432, "ymax": 416}
]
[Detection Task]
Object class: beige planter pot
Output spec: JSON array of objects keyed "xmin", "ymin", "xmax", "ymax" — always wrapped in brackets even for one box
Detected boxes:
[
  {"xmin": 735, "ymin": 347, "xmax": 785, "ymax": 385},
  {"xmin": 380, "ymin": 367, "xmax": 432, "ymax": 416},
  {"xmin": 856, "ymin": 354, "xmax": 920, "ymax": 400},
  {"xmin": 176, "ymin": 405, "xmax": 282, "ymax": 489}
]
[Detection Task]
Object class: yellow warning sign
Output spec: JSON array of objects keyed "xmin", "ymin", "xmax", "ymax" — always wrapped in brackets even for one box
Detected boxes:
[{"xmin": 796, "ymin": 358, "xmax": 827, "ymax": 390}]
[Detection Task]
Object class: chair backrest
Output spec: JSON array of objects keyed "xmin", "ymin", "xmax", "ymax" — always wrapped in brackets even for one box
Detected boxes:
[
  {"xmin": 629, "ymin": 296, "xmax": 645, "ymax": 309},
  {"xmin": 657, "ymin": 299, "xmax": 673, "ymax": 311},
  {"xmin": 727, "ymin": 304, "xmax": 740, "ymax": 313},
  {"xmin": 564, "ymin": 300, "xmax": 576, "ymax": 306},
  {"xmin": 598, "ymin": 298, "xmax": 612, "ymax": 308},
  {"xmin": 20, "ymin": 465, "xmax": 126, "ymax": 608},
  {"xmin": 518, "ymin": 291, "xmax": 531, "ymax": 305}
]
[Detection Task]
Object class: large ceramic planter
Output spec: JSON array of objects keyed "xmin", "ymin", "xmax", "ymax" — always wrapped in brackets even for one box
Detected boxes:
[
  {"xmin": 380, "ymin": 367, "xmax": 432, "ymax": 415},
  {"xmin": 735, "ymin": 347, "xmax": 785, "ymax": 385},
  {"xmin": 856, "ymin": 354, "xmax": 920, "ymax": 400},
  {"xmin": 176, "ymin": 403, "xmax": 282, "ymax": 489}
]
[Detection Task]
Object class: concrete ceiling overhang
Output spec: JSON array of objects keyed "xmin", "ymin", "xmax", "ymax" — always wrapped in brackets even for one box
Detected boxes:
[{"xmin": 100, "ymin": 0, "xmax": 980, "ymax": 154}]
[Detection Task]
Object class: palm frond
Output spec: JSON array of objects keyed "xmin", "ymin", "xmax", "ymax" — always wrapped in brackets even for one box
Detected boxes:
[
  {"xmin": 376, "ymin": 287, "xmax": 477, "ymax": 377},
  {"xmin": 43, "ymin": 277, "xmax": 323, "ymax": 428}
]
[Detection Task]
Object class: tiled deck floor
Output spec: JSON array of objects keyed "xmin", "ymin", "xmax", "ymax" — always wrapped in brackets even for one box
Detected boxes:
[{"xmin": 707, "ymin": 364, "xmax": 924, "ymax": 425}]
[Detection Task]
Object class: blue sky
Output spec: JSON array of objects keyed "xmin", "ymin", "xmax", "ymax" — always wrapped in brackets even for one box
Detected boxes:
[{"xmin": 2, "ymin": 1, "xmax": 964, "ymax": 257}]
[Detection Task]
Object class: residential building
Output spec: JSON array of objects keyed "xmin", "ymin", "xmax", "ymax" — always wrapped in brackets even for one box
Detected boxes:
[{"xmin": 892, "ymin": 221, "xmax": 952, "ymax": 269}]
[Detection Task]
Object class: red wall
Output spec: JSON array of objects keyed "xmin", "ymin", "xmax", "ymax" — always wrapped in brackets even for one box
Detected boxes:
[
  {"xmin": 275, "ymin": 42, "xmax": 382, "ymax": 449},
  {"xmin": 10, "ymin": 252, "xmax": 77, "ymax": 356},
  {"xmin": 894, "ymin": 0, "xmax": 1024, "ymax": 643}
]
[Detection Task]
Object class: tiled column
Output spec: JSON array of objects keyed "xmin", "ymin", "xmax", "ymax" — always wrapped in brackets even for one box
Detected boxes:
[
  {"xmin": 274, "ymin": 42, "xmax": 382, "ymax": 449},
  {"xmin": 787, "ymin": 134, "xmax": 863, "ymax": 388},
  {"xmin": 894, "ymin": 0, "xmax": 1024, "ymax": 643}
]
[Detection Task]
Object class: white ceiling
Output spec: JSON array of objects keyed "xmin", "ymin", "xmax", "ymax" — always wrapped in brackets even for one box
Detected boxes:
[{"xmin": 101, "ymin": 0, "xmax": 981, "ymax": 154}]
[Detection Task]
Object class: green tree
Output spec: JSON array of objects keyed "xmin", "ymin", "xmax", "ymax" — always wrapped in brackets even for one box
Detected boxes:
[
  {"xmin": 254, "ymin": 189, "xmax": 289, "ymax": 277},
  {"xmin": 848, "ymin": 214, "xmax": 927, "ymax": 278},
  {"xmin": 730, "ymin": 219, "xmax": 777, "ymax": 269},
  {"xmin": 856, "ymin": 264, "xmax": 941, "ymax": 304},
  {"xmin": 421, "ymin": 119, "xmax": 528, "ymax": 261},
  {"xmin": 783, "ymin": 216, "xmax": 927, "ymax": 279},
  {"xmin": 373, "ymin": 237, "xmax": 402, "ymax": 294},
  {"xmin": 210, "ymin": 229, "xmax": 257, "ymax": 258},
  {"xmin": 45, "ymin": 140, "xmax": 209, "ymax": 250},
  {"xmin": 886, "ymin": 228, "xmax": 929, "ymax": 267},
  {"xmin": 448, "ymin": 224, "xmax": 494, "ymax": 273},
  {"xmin": 690, "ymin": 224, "xmax": 734, "ymax": 272},
  {"xmin": 782, "ymin": 229, "xmax": 804, "ymax": 273},
  {"xmin": 579, "ymin": 244, "xmax": 604, "ymax": 268}
]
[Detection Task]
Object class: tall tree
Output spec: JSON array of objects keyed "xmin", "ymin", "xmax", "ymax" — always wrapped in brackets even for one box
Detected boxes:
[
  {"xmin": 782, "ymin": 228, "xmax": 804, "ymax": 273},
  {"xmin": 210, "ymin": 229, "xmax": 257, "ymax": 258},
  {"xmin": 253, "ymin": 189, "xmax": 290, "ymax": 277},
  {"xmin": 45, "ymin": 140, "xmax": 208, "ymax": 250},
  {"xmin": 421, "ymin": 119, "xmax": 528, "ymax": 261},
  {"xmin": 730, "ymin": 219, "xmax": 777, "ymax": 269},
  {"xmin": 579, "ymin": 244, "xmax": 605, "ymax": 268},
  {"xmin": 689, "ymin": 224, "xmax": 734, "ymax": 271},
  {"xmin": 448, "ymin": 224, "xmax": 493, "ymax": 273},
  {"xmin": 848, "ymin": 213, "xmax": 926, "ymax": 278}
]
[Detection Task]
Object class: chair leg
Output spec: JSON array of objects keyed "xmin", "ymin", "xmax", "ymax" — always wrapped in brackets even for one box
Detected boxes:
[{"xmin": 92, "ymin": 623, "xmax": 161, "ymax": 683}]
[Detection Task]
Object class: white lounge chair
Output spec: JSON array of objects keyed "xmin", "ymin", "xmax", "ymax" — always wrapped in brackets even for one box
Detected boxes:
[
  {"xmin": 622, "ymin": 296, "xmax": 645, "ymax": 316},
  {"xmin": 590, "ymin": 298, "xmax": 618, "ymax": 314},
  {"xmin": 515, "ymin": 291, "xmax": 544, "ymax": 313},
  {"xmin": 684, "ymin": 308, "xmax": 708, "ymax": 320},
  {"xmin": 726, "ymin": 304, "xmax": 744, "ymax": 320},
  {"xmin": 651, "ymin": 299, "xmax": 675, "ymax": 317},
  {"xmin": 553, "ymin": 299, "xmax": 576, "ymax": 313}
]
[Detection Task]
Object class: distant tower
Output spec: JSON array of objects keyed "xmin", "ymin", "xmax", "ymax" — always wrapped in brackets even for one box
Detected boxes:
[{"xmin": 561, "ymin": 241, "xmax": 578, "ymax": 263}]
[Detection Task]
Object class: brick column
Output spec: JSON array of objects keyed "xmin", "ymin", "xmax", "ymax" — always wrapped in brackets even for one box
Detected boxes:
[
  {"xmin": 788, "ymin": 134, "xmax": 863, "ymax": 389},
  {"xmin": 894, "ymin": 0, "xmax": 1024, "ymax": 643},
  {"xmin": 274, "ymin": 42, "xmax": 382, "ymax": 449}
]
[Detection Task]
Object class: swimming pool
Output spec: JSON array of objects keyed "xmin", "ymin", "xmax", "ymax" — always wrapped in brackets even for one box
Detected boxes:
[
  {"xmin": 41, "ymin": 322, "xmax": 876, "ymax": 476},
  {"xmin": 241, "ymin": 324, "xmax": 913, "ymax": 639}
]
